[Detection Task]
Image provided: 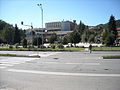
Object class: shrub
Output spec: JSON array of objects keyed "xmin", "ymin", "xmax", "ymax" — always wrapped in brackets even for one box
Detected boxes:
[
  {"xmin": 9, "ymin": 45, "xmax": 13, "ymax": 49},
  {"xmin": 40, "ymin": 45, "xmax": 46, "ymax": 48},
  {"xmin": 22, "ymin": 39, "xmax": 27, "ymax": 48},
  {"xmin": 50, "ymin": 44, "xmax": 55, "ymax": 49},
  {"xmin": 57, "ymin": 43, "xmax": 64, "ymax": 49},
  {"xmin": 15, "ymin": 43, "xmax": 19, "ymax": 48}
]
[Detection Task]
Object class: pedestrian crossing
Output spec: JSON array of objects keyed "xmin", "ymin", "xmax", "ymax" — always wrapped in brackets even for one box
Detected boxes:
[
  {"xmin": 0, "ymin": 52, "xmax": 61, "ymax": 69},
  {"xmin": 0, "ymin": 57, "xmax": 37, "ymax": 69},
  {"xmin": 29, "ymin": 52, "xmax": 61, "ymax": 57}
]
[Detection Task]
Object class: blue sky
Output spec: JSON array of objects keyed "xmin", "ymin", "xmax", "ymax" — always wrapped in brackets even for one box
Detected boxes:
[{"xmin": 0, "ymin": 0, "xmax": 120, "ymax": 29}]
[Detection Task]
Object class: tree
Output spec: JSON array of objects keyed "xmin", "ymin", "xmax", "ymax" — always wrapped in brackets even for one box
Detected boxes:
[
  {"xmin": 14, "ymin": 24, "xmax": 21, "ymax": 44},
  {"xmin": 0, "ymin": 20, "xmax": 26, "ymax": 44},
  {"xmin": 78, "ymin": 21, "xmax": 85, "ymax": 35},
  {"xmin": 19, "ymin": 29, "xmax": 26, "ymax": 40},
  {"xmin": 22, "ymin": 39, "xmax": 27, "ymax": 48},
  {"xmin": 62, "ymin": 35, "xmax": 69, "ymax": 45},
  {"xmin": 3, "ymin": 24, "xmax": 14, "ymax": 44},
  {"xmin": 101, "ymin": 29, "xmax": 108, "ymax": 44},
  {"xmin": 49, "ymin": 33, "xmax": 57, "ymax": 44},
  {"xmin": 0, "ymin": 20, "xmax": 10, "ymax": 30},
  {"xmin": 104, "ymin": 32, "xmax": 115, "ymax": 46},
  {"xmin": 33, "ymin": 37, "xmax": 42, "ymax": 47},
  {"xmin": 69, "ymin": 30, "xmax": 80, "ymax": 46},
  {"xmin": 81, "ymin": 30, "xmax": 90, "ymax": 43},
  {"xmin": 88, "ymin": 34, "xmax": 95, "ymax": 43},
  {"xmin": 108, "ymin": 15, "xmax": 117, "ymax": 36},
  {"xmin": 107, "ymin": 15, "xmax": 118, "ymax": 46}
]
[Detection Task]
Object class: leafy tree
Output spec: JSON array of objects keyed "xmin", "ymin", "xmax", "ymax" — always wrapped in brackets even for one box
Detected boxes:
[
  {"xmin": 101, "ymin": 29, "xmax": 108, "ymax": 44},
  {"xmin": 108, "ymin": 15, "xmax": 117, "ymax": 36},
  {"xmin": 49, "ymin": 33, "xmax": 57, "ymax": 44},
  {"xmin": 3, "ymin": 25, "xmax": 14, "ymax": 44},
  {"xmin": 81, "ymin": 29, "xmax": 96, "ymax": 43},
  {"xmin": 0, "ymin": 30, "xmax": 4, "ymax": 43},
  {"xmin": 106, "ymin": 15, "xmax": 118, "ymax": 46},
  {"xmin": 69, "ymin": 30, "xmax": 80, "ymax": 46},
  {"xmin": 33, "ymin": 37, "xmax": 42, "ymax": 47},
  {"xmin": 0, "ymin": 20, "xmax": 10, "ymax": 30},
  {"xmin": 57, "ymin": 43, "xmax": 64, "ymax": 49},
  {"xmin": 81, "ymin": 30, "xmax": 89, "ymax": 43},
  {"xmin": 14, "ymin": 24, "xmax": 21, "ymax": 44},
  {"xmin": 62, "ymin": 35, "xmax": 69, "ymax": 45},
  {"xmin": 0, "ymin": 20, "xmax": 26, "ymax": 44},
  {"xmin": 22, "ymin": 39, "xmax": 27, "ymax": 48},
  {"xmin": 81, "ymin": 34, "xmax": 87, "ymax": 43},
  {"xmin": 78, "ymin": 21, "xmax": 85, "ymax": 35},
  {"xmin": 104, "ymin": 32, "xmax": 115, "ymax": 46},
  {"xmin": 19, "ymin": 29, "xmax": 26, "ymax": 40},
  {"xmin": 88, "ymin": 34, "xmax": 95, "ymax": 43}
]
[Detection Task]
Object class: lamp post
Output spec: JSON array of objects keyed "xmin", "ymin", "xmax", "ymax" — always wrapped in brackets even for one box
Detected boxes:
[{"xmin": 37, "ymin": 4, "xmax": 44, "ymax": 48}]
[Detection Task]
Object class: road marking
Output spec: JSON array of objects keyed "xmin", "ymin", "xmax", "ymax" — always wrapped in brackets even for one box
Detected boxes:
[
  {"xmin": 29, "ymin": 52, "xmax": 61, "ymax": 57},
  {"xmin": 0, "ymin": 66, "xmax": 6, "ymax": 68},
  {"xmin": 0, "ymin": 64, "xmax": 13, "ymax": 66},
  {"xmin": 38, "ymin": 62, "xmax": 100, "ymax": 65},
  {"xmin": 0, "ymin": 57, "xmax": 38, "ymax": 68},
  {"xmin": 8, "ymin": 69, "xmax": 120, "ymax": 77},
  {"xmin": 66, "ymin": 63, "xmax": 100, "ymax": 65},
  {"xmin": 0, "ymin": 52, "xmax": 60, "ymax": 68}
]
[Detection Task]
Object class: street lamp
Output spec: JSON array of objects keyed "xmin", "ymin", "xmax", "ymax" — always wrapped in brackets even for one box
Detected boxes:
[{"xmin": 37, "ymin": 4, "xmax": 44, "ymax": 48}]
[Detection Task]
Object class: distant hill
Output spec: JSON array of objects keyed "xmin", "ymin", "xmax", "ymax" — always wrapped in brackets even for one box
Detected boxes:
[
  {"xmin": 0, "ymin": 20, "xmax": 12, "ymax": 30},
  {"xmin": 97, "ymin": 19, "xmax": 120, "ymax": 30}
]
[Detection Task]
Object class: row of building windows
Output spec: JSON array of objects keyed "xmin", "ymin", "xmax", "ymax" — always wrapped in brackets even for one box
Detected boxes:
[{"xmin": 45, "ymin": 22, "xmax": 61, "ymax": 29}]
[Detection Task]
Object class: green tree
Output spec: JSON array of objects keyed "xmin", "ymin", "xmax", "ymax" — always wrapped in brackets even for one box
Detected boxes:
[
  {"xmin": 101, "ymin": 29, "xmax": 108, "ymax": 44},
  {"xmin": 88, "ymin": 34, "xmax": 95, "ymax": 43},
  {"xmin": 81, "ymin": 30, "xmax": 89, "ymax": 43},
  {"xmin": 3, "ymin": 25, "xmax": 14, "ymax": 44},
  {"xmin": 78, "ymin": 21, "xmax": 85, "ymax": 35},
  {"xmin": 81, "ymin": 29, "xmax": 96, "ymax": 43},
  {"xmin": 69, "ymin": 30, "xmax": 80, "ymax": 46},
  {"xmin": 62, "ymin": 35, "xmax": 69, "ymax": 45},
  {"xmin": 107, "ymin": 15, "xmax": 118, "ymax": 46},
  {"xmin": 14, "ymin": 24, "xmax": 21, "ymax": 44},
  {"xmin": 0, "ymin": 20, "xmax": 10, "ymax": 30},
  {"xmin": 104, "ymin": 32, "xmax": 115, "ymax": 46},
  {"xmin": 22, "ymin": 39, "xmax": 27, "ymax": 48},
  {"xmin": 33, "ymin": 37, "xmax": 42, "ymax": 47},
  {"xmin": 49, "ymin": 33, "xmax": 57, "ymax": 44},
  {"xmin": 19, "ymin": 29, "xmax": 26, "ymax": 40},
  {"xmin": 108, "ymin": 15, "xmax": 117, "ymax": 36},
  {"xmin": 0, "ymin": 20, "xmax": 25, "ymax": 44}
]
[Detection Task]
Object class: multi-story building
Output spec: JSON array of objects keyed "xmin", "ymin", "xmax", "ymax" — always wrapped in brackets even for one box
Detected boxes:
[
  {"xmin": 45, "ymin": 21, "xmax": 75, "ymax": 31},
  {"xmin": 25, "ymin": 21, "xmax": 76, "ymax": 43}
]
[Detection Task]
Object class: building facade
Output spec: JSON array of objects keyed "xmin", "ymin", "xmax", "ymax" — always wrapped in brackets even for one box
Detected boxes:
[
  {"xmin": 45, "ymin": 21, "xmax": 75, "ymax": 31},
  {"xmin": 25, "ymin": 21, "xmax": 76, "ymax": 43}
]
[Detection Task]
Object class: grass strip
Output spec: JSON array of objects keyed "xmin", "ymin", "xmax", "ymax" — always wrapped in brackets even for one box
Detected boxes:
[
  {"xmin": 103, "ymin": 55, "xmax": 120, "ymax": 59},
  {"xmin": 0, "ymin": 54, "xmax": 40, "ymax": 58},
  {"xmin": 0, "ymin": 47, "xmax": 84, "ymax": 51},
  {"xmin": 92, "ymin": 47, "xmax": 120, "ymax": 51}
]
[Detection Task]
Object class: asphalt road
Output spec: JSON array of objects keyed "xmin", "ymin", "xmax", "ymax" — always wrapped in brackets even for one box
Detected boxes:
[{"xmin": 0, "ymin": 51, "xmax": 120, "ymax": 90}]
